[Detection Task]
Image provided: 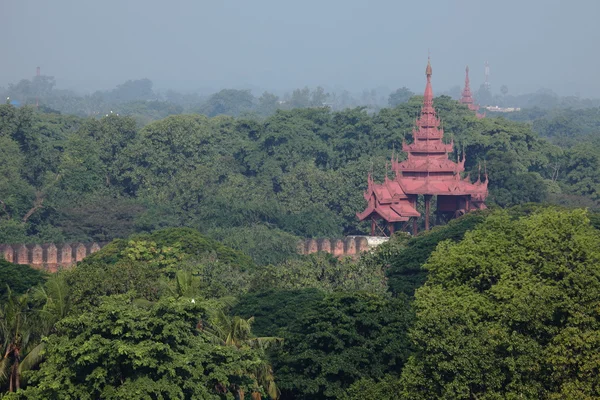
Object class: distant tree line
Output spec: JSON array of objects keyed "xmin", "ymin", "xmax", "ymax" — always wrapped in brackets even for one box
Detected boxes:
[{"xmin": 3, "ymin": 92, "xmax": 600, "ymax": 255}]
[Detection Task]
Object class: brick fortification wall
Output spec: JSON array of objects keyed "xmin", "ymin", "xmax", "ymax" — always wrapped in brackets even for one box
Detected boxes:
[
  {"xmin": 1, "ymin": 236, "xmax": 388, "ymax": 271},
  {"xmin": 297, "ymin": 236, "xmax": 389, "ymax": 257},
  {"xmin": 0, "ymin": 243, "xmax": 104, "ymax": 272}
]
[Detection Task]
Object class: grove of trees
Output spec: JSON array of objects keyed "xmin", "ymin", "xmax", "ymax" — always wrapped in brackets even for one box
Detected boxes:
[
  {"xmin": 3, "ymin": 93, "xmax": 599, "ymax": 255},
  {"xmin": 2, "ymin": 79, "xmax": 600, "ymax": 398},
  {"xmin": 2, "ymin": 207, "xmax": 600, "ymax": 398}
]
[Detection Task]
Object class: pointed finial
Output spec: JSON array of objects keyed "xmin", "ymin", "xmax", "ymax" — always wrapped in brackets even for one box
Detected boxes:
[{"xmin": 426, "ymin": 55, "xmax": 432, "ymax": 78}]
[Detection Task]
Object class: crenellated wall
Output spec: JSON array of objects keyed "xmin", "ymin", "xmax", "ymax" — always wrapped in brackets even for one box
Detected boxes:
[
  {"xmin": 1, "ymin": 236, "xmax": 389, "ymax": 271},
  {"xmin": 0, "ymin": 243, "xmax": 104, "ymax": 272},
  {"xmin": 297, "ymin": 236, "xmax": 389, "ymax": 257}
]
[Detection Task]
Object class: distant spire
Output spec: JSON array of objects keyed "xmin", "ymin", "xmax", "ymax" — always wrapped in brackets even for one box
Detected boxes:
[
  {"xmin": 460, "ymin": 65, "xmax": 474, "ymax": 106},
  {"xmin": 424, "ymin": 57, "xmax": 433, "ymax": 107}
]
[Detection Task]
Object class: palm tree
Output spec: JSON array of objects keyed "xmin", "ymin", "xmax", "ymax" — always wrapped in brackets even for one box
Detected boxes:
[
  {"xmin": 34, "ymin": 271, "xmax": 71, "ymax": 331},
  {"xmin": 205, "ymin": 311, "xmax": 282, "ymax": 349},
  {"xmin": 0, "ymin": 273, "xmax": 71, "ymax": 393},
  {"xmin": 202, "ymin": 310, "xmax": 282, "ymax": 399},
  {"xmin": 170, "ymin": 270, "xmax": 202, "ymax": 299},
  {"xmin": 0, "ymin": 289, "xmax": 44, "ymax": 392}
]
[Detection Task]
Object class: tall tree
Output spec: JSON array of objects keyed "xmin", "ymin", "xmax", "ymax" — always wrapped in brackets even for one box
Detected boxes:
[
  {"xmin": 274, "ymin": 292, "xmax": 413, "ymax": 399},
  {"xmin": 388, "ymin": 87, "xmax": 415, "ymax": 107},
  {"xmin": 401, "ymin": 209, "xmax": 600, "ymax": 399},
  {"xmin": 14, "ymin": 295, "xmax": 270, "ymax": 399},
  {"xmin": 0, "ymin": 291, "xmax": 45, "ymax": 393}
]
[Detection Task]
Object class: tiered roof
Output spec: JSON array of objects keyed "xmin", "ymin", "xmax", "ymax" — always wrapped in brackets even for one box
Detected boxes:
[{"xmin": 357, "ymin": 59, "xmax": 488, "ymax": 224}]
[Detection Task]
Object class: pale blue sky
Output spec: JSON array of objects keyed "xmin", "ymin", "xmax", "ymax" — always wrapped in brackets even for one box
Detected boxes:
[{"xmin": 1, "ymin": 0, "xmax": 599, "ymax": 96}]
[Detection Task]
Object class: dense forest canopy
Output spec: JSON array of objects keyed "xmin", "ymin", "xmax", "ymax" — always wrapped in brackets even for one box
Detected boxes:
[
  {"xmin": 2, "ymin": 91, "xmax": 599, "ymax": 252},
  {"xmin": 2, "ymin": 76, "xmax": 600, "ymax": 398},
  {"xmin": 3, "ymin": 207, "xmax": 600, "ymax": 398}
]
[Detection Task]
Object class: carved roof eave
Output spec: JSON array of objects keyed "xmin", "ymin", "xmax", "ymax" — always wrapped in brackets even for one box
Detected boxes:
[{"xmin": 402, "ymin": 143, "xmax": 453, "ymax": 153}]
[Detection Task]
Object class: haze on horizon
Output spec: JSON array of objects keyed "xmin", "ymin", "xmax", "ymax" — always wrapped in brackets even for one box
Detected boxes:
[{"xmin": 1, "ymin": 0, "xmax": 599, "ymax": 97}]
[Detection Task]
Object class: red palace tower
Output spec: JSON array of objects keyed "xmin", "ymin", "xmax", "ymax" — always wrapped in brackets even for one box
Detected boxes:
[
  {"xmin": 459, "ymin": 65, "xmax": 485, "ymax": 118},
  {"xmin": 357, "ymin": 59, "xmax": 488, "ymax": 235}
]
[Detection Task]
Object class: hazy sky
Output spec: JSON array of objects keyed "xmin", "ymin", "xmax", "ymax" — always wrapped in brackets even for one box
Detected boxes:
[{"xmin": 1, "ymin": 0, "xmax": 599, "ymax": 96}]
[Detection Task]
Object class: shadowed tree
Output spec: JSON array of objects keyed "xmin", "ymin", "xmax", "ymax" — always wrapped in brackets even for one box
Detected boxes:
[{"xmin": 388, "ymin": 87, "xmax": 415, "ymax": 107}]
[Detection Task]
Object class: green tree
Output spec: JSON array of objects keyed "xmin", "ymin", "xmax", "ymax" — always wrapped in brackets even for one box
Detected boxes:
[
  {"xmin": 232, "ymin": 289, "xmax": 325, "ymax": 337},
  {"xmin": 251, "ymin": 252, "xmax": 387, "ymax": 294},
  {"xmin": 310, "ymin": 86, "xmax": 329, "ymax": 107},
  {"xmin": 564, "ymin": 144, "xmax": 600, "ymax": 200},
  {"xmin": 107, "ymin": 78, "xmax": 155, "ymax": 103},
  {"xmin": 0, "ymin": 291, "xmax": 45, "ymax": 393},
  {"xmin": 384, "ymin": 211, "xmax": 488, "ymax": 297},
  {"xmin": 401, "ymin": 209, "xmax": 600, "ymax": 399},
  {"xmin": 55, "ymin": 195, "xmax": 144, "ymax": 242},
  {"xmin": 197, "ymin": 89, "xmax": 256, "ymax": 117},
  {"xmin": 388, "ymin": 87, "xmax": 414, "ymax": 107},
  {"xmin": 257, "ymin": 91, "xmax": 280, "ymax": 116},
  {"xmin": 0, "ymin": 135, "xmax": 33, "ymax": 223},
  {"xmin": 208, "ymin": 225, "xmax": 300, "ymax": 266},
  {"xmin": 288, "ymin": 87, "xmax": 311, "ymax": 108},
  {"xmin": 344, "ymin": 375, "xmax": 402, "ymax": 400},
  {"xmin": 274, "ymin": 292, "xmax": 413, "ymax": 399},
  {"xmin": 203, "ymin": 311, "xmax": 282, "ymax": 399},
  {"xmin": 14, "ymin": 295, "xmax": 269, "ymax": 399},
  {"xmin": 0, "ymin": 261, "xmax": 46, "ymax": 300},
  {"xmin": 66, "ymin": 228, "xmax": 254, "ymax": 311}
]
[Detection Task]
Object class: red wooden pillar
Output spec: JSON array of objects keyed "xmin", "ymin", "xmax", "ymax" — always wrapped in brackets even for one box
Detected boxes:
[
  {"xmin": 424, "ymin": 195, "xmax": 432, "ymax": 231},
  {"xmin": 388, "ymin": 223, "xmax": 395, "ymax": 235},
  {"xmin": 371, "ymin": 218, "xmax": 376, "ymax": 236},
  {"xmin": 412, "ymin": 217, "xmax": 418, "ymax": 235}
]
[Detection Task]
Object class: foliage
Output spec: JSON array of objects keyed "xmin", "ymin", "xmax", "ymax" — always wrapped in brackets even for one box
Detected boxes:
[
  {"xmin": 0, "ymin": 260, "xmax": 46, "ymax": 299},
  {"xmin": 82, "ymin": 227, "xmax": 254, "ymax": 272},
  {"xmin": 197, "ymin": 89, "xmax": 256, "ymax": 117},
  {"xmin": 66, "ymin": 228, "xmax": 254, "ymax": 312},
  {"xmin": 388, "ymin": 87, "xmax": 414, "ymax": 107},
  {"xmin": 207, "ymin": 225, "xmax": 300, "ymax": 266},
  {"xmin": 385, "ymin": 211, "xmax": 489, "ymax": 297},
  {"xmin": 55, "ymin": 195, "xmax": 144, "ymax": 242},
  {"xmin": 400, "ymin": 209, "xmax": 600, "ymax": 399},
  {"xmin": 232, "ymin": 289, "xmax": 326, "ymax": 337},
  {"xmin": 12, "ymin": 295, "xmax": 269, "ymax": 399},
  {"xmin": 0, "ymin": 91, "xmax": 573, "ymax": 245},
  {"xmin": 344, "ymin": 375, "xmax": 402, "ymax": 400},
  {"xmin": 250, "ymin": 252, "xmax": 387, "ymax": 294},
  {"xmin": 274, "ymin": 292, "xmax": 413, "ymax": 399}
]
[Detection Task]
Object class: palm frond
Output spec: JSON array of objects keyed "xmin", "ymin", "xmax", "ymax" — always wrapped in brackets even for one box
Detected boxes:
[
  {"xmin": 247, "ymin": 336, "xmax": 284, "ymax": 350},
  {"xmin": 19, "ymin": 342, "xmax": 46, "ymax": 373},
  {"xmin": 0, "ymin": 357, "xmax": 10, "ymax": 384}
]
